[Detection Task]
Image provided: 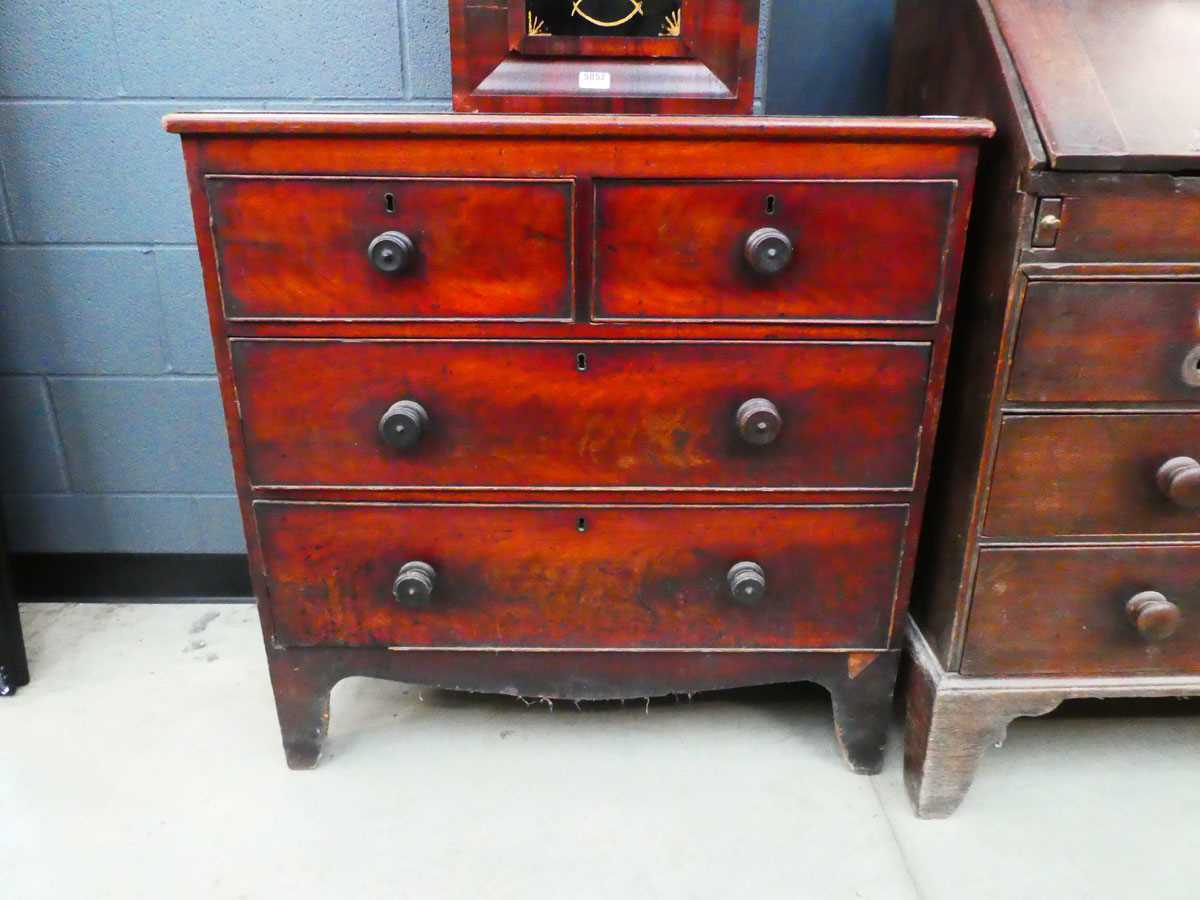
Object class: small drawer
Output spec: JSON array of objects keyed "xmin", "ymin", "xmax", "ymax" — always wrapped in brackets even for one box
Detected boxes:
[
  {"xmin": 984, "ymin": 414, "xmax": 1200, "ymax": 538},
  {"xmin": 964, "ymin": 545, "xmax": 1200, "ymax": 677},
  {"xmin": 1026, "ymin": 178, "xmax": 1200, "ymax": 264},
  {"xmin": 1008, "ymin": 281, "xmax": 1200, "ymax": 403},
  {"xmin": 256, "ymin": 501, "xmax": 909, "ymax": 649},
  {"xmin": 592, "ymin": 179, "xmax": 957, "ymax": 323},
  {"xmin": 231, "ymin": 339, "xmax": 931, "ymax": 491},
  {"xmin": 208, "ymin": 176, "xmax": 572, "ymax": 320}
]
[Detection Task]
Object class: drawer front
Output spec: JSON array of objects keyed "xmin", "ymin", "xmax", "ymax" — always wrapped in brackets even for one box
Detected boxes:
[
  {"xmin": 232, "ymin": 340, "xmax": 931, "ymax": 490},
  {"xmin": 985, "ymin": 414, "xmax": 1200, "ymax": 538},
  {"xmin": 1030, "ymin": 181, "xmax": 1200, "ymax": 264},
  {"xmin": 208, "ymin": 177, "xmax": 572, "ymax": 320},
  {"xmin": 593, "ymin": 179, "xmax": 956, "ymax": 322},
  {"xmin": 1009, "ymin": 281, "xmax": 1200, "ymax": 403},
  {"xmin": 964, "ymin": 546, "xmax": 1200, "ymax": 677},
  {"xmin": 257, "ymin": 502, "xmax": 908, "ymax": 649}
]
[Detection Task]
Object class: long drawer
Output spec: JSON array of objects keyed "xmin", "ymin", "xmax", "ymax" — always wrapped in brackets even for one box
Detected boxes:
[
  {"xmin": 208, "ymin": 176, "xmax": 573, "ymax": 320},
  {"xmin": 984, "ymin": 414, "xmax": 1200, "ymax": 537},
  {"xmin": 964, "ymin": 545, "xmax": 1200, "ymax": 677},
  {"xmin": 1008, "ymin": 280, "xmax": 1200, "ymax": 403},
  {"xmin": 256, "ymin": 501, "xmax": 909, "ymax": 649},
  {"xmin": 593, "ymin": 179, "xmax": 957, "ymax": 323},
  {"xmin": 232, "ymin": 339, "xmax": 931, "ymax": 490}
]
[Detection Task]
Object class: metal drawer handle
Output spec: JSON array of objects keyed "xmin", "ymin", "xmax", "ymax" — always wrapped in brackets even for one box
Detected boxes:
[{"xmin": 1126, "ymin": 590, "xmax": 1181, "ymax": 642}]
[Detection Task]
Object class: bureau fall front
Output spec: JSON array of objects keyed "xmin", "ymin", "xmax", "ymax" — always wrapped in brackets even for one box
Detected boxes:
[{"xmin": 164, "ymin": 113, "xmax": 988, "ymax": 770}]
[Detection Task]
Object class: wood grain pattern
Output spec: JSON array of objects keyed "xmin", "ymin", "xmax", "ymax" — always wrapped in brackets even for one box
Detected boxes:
[
  {"xmin": 166, "ymin": 111, "xmax": 986, "ymax": 770},
  {"xmin": 1008, "ymin": 280, "xmax": 1200, "ymax": 403},
  {"xmin": 594, "ymin": 179, "xmax": 955, "ymax": 323},
  {"xmin": 232, "ymin": 339, "xmax": 932, "ymax": 490},
  {"xmin": 163, "ymin": 112, "xmax": 995, "ymax": 142},
  {"xmin": 1023, "ymin": 180, "xmax": 1200, "ymax": 264},
  {"xmin": 892, "ymin": 0, "xmax": 1200, "ymax": 817},
  {"xmin": 256, "ymin": 501, "xmax": 909, "ymax": 650},
  {"xmin": 208, "ymin": 177, "xmax": 572, "ymax": 320},
  {"xmin": 991, "ymin": 0, "xmax": 1200, "ymax": 171},
  {"xmin": 964, "ymin": 545, "xmax": 1200, "ymax": 676},
  {"xmin": 984, "ymin": 414, "xmax": 1200, "ymax": 537}
]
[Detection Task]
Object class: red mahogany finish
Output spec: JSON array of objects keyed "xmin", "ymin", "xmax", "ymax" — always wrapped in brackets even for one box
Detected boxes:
[
  {"xmin": 232, "ymin": 339, "xmax": 931, "ymax": 490},
  {"xmin": 209, "ymin": 176, "xmax": 573, "ymax": 320},
  {"xmin": 593, "ymin": 179, "xmax": 956, "ymax": 322},
  {"xmin": 165, "ymin": 112, "xmax": 987, "ymax": 772},
  {"xmin": 257, "ymin": 502, "xmax": 909, "ymax": 649},
  {"xmin": 449, "ymin": 0, "xmax": 760, "ymax": 114}
]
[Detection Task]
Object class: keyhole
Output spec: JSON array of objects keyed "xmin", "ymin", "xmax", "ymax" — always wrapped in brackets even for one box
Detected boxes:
[
  {"xmin": 576, "ymin": 352, "xmax": 588, "ymax": 372},
  {"xmin": 577, "ymin": 517, "xmax": 588, "ymax": 532},
  {"xmin": 765, "ymin": 194, "xmax": 777, "ymax": 216},
  {"xmin": 384, "ymin": 192, "xmax": 395, "ymax": 214}
]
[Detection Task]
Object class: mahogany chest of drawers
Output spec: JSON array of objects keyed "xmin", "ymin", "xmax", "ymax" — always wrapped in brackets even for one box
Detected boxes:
[
  {"xmin": 164, "ymin": 113, "xmax": 988, "ymax": 770},
  {"xmin": 892, "ymin": 0, "xmax": 1200, "ymax": 816}
]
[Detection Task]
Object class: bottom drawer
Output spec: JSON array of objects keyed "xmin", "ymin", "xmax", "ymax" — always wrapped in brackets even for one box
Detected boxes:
[
  {"xmin": 964, "ymin": 545, "xmax": 1200, "ymax": 676},
  {"xmin": 256, "ymin": 502, "xmax": 909, "ymax": 650}
]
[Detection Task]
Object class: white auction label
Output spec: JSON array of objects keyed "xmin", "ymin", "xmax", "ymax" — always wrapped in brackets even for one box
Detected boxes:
[{"xmin": 578, "ymin": 71, "xmax": 612, "ymax": 90}]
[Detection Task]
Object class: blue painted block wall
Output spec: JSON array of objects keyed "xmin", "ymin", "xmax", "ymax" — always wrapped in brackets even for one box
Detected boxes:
[{"xmin": 0, "ymin": 0, "xmax": 890, "ymax": 554}]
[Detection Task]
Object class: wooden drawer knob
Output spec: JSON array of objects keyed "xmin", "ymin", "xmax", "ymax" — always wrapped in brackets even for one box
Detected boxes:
[
  {"xmin": 727, "ymin": 561, "xmax": 766, "ymax": 605},
  {"xmin": 736, "ymin": 398, "xmax": 782, "ymax": 446},
  {"xmin": 1156, "ymin": 456, "xmax": 1200, "ymax": 508},
  {"xmin": 1125, "ymin": 590, "xmax": 1181, "ymax": 642},
  {"xmin": 744, "ymin": 227, "xmax": 793, "ymax": 276},
  {"xmin": 368, "ymin": 230, "xmax": 415, "ymax": 274},
  {"xmin": 393, "ymin": 561, "xmax": 437, "ymax": 606},
  {"xmin": 378, "ymin": 400, "xmax": 429, "ymax": 450}
]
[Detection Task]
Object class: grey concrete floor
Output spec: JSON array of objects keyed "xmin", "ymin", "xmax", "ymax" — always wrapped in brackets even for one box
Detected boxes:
[{"xmin": 3, "ymin": 602, "xmax": 1198, "ymax": 900}]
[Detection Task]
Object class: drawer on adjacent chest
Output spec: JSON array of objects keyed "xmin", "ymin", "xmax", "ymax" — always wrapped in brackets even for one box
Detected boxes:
[
  {"xmin": 255, "ymin": 501, "xmax": 909, "ymax": 649},
  {"xmin": 593, "ymin": 179, "xmax": 957, "ymax": 323},
  {"xmin": 1025, "ymin": 178, "xmax": 1200, "ymax": 264},
  {"xmin": 1008, "ymin": 281, "xmax": 1200, "ymax": 403},
  {"xmin": 208, "ymin": 176, "xmax": 572, "ymax": 320},
  {"xmin": 963, "ymin": 545, "xmax": 1200, "ymax": 677},
  {"xmin": 984, "ymin": 414, "xmax": 1200, "ymax": 537},
  {"xmin": 231, "ymin": 339, "xmax": 931, "ymax": 490}
]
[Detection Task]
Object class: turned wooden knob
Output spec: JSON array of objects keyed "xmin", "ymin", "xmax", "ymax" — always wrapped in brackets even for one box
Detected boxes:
[
  {"xmin": 744, "ymin": 227, "xmax": 793, "ymax": 276},
  {"xmin": 378, "ymin": 400, "xmax": 428, "ymax": 450},
  {"xmin": 393, "ymin": 561, "xmax": 437, "ymax": 606},
  {"xmin": 1156, "ymin": 457, "xmax": 1200, "ymax": 508},
  {"xmin": 368, "ymin": 230, "xmax": 415, "ymax": 274},
  {"xmin": 727, "ymin": 561, "xmax": 766, "ymax": 605},
  {"xmin": 1125, "ymin": 590, "xmax": 1181, "ymax": 642},
  {"xmin": 736, "ymin": 398, "xmax": 782, "ymax": 446}
]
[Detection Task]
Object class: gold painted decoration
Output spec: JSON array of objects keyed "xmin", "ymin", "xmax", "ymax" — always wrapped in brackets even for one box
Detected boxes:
[
  {"xmin": 571, "ymin": 0, "xmax": 644, "ymax": 28},
  {"xmin": 524, "ymin": 0, "xmax": 682, "ymax": 39}
]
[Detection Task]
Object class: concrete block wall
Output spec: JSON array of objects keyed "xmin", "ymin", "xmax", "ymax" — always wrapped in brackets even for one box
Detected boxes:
[{"xmin": 0, "ymin": 0, "xmax": 773, "ymax": 554}]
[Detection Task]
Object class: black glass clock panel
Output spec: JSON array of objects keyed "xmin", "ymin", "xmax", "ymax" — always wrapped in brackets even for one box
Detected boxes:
[{"xmin": 526, "ymin": 0, "xmax": 683, "ymax": 37}]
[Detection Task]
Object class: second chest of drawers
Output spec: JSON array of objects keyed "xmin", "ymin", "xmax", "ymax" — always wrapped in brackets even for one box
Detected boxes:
[{"xmin": 892, "ymin": 0, "xmax": 1200, "ymax": 817}]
